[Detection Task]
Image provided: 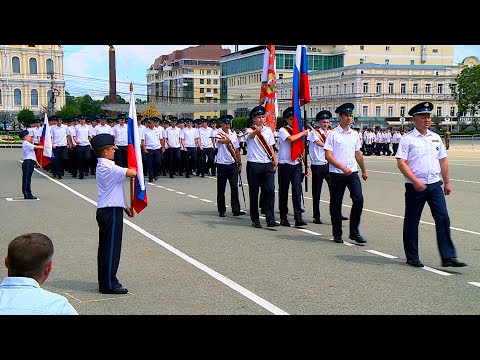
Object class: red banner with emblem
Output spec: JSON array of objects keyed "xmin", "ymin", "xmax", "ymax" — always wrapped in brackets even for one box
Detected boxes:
[{"xmin": 259, "ymin": 44, "xmax": 278, "ymax": 130}]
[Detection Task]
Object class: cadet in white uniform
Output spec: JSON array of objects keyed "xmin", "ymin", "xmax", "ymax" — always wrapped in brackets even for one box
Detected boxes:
[
  {"xmin": 324, "ymin": 103, "xmax": 368, "ymax": 244},
  {"xmin": 91, "ymin": 133, "xmax": 137, "ymax": 294},
  {"xmin": 396, "ymin": 101, "xmax": 467, "ymax": 268}
]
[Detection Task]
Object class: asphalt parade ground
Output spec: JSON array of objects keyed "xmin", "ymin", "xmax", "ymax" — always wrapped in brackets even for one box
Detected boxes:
[{"xmin": 1, "ymin": 144, "xmax": 479, "ymax": 316}]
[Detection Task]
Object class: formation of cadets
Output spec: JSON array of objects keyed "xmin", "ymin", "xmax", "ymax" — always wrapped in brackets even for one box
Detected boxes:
[{"xmin": 25, "ymin": 106, "xmax": 405, "ymax": 234}]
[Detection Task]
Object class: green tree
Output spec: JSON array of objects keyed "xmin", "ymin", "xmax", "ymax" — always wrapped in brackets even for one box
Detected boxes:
[
  {"xmin": 136, "ymin": 98, "xmax": 148, "ymax": 105},
  {"xmin": 56, "ymin": 104, "xmax": 81, "ymax": 119},
  {"xmin": 451, "ymin": 64, "xmax": 480, "ymax": 116},
  {"xmin": 77, "ymin": 95, "xmax": 103, "ymax": 119},
  {"xmin": 65, "ymin": 91, "xmax": 77, "ymax": 107},
  {"xmin": 17, "ymin": 108, "xmax": 35, "ymax": 128},
  {"xmin": 100, "ymin": 94, "xmax": 128, "ymax": 104}
]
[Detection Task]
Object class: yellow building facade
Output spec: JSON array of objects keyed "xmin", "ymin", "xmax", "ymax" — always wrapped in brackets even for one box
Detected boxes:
[{"xmin": 0, "ymin": 45, "xmax": 65, "ymax": 118}]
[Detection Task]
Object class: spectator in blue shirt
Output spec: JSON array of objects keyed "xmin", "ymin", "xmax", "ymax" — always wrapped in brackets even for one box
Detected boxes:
[{"xmin": 0, "ymin": 233, "xmax": 78, "ymax": 315}]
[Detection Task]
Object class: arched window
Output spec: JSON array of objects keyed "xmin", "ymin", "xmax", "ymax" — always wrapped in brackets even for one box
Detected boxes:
[
  {"xmin": 46, "ymin": 59, "xmax": 54, "ymax": 75},
  {"xmin": 0, "ymin": 89, "xmax": 2, "ymax": 106},
  {"xmin": 29, "ymin": 58, "xmax": 38, "ymax": 74},
  {"xmin": 31, "ymin": 89, "xmax": 39, "ymax": 106},
  {"xmin": 47, "ymin": 90, "xmax": 53, "ymax": 108},
  {"xmin": 12, "ymin": 57, "xmax": 20, "ymax": 74},
  {"xmin": 14, "ymin": 89, "xmax": 22, "ymax": 106}
]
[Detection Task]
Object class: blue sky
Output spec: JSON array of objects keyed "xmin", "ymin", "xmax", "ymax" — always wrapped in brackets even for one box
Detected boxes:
[{"xmin": 63, "ymin": 45, "xmax": 480, "ymax": 100}]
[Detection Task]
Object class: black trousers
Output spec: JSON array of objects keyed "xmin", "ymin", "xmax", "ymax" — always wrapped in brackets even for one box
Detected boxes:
[
  {"xmin": 185, "ymin": 147, "xmax": 197, "ymax": 175},
  {"xmin": 329, "ymin": 171, "xmax": 364, "ymax": 239},
  {"xmin": 53, "ymin": 146, "xmax": 69, "ymax": 177},
  {"xmin": 217, "ymin": 163, "xmax": 241, "ymax": 214},
  {"xmin": 278, "ymin": 163, "xmax": 303, "ymax": 221},
  {"xmin": 247, "ymin": 161, "xmax": 276, "ymax": 223},
  {"xmin": 403, "ymin": 181, "xmax": 457, "ymax": 261},
  {"xmin": 198, "ymin": 148, "xmax": 214, "ymax": 176},
  {"xmin": 146, "ymin": 148, "xmax": 161, "ymax": 180},
  {"xmin": 96, "ymin": 207, "xmax": 124, "ymax": 291},
  {"xmin": 75, "ymin": 145, "xmax": 91, "ymax": 176},
  {"xmin": 22, "ymin": 159, "xmax": 35, "ymax": 198},
  {"xmin": 114, "ymin": 145, "xmax": 128, "ymax": 168},
  {"xmin": 168, "ymin": 147, "xmax": 181, "ymax": 176},
  {"xmin": 311, "ymin": 163, "xmax": 331, "ymax": 221}
]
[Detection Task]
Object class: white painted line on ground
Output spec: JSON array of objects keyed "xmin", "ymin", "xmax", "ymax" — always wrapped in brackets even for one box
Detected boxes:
[
  {"xmin": 6, "ymin": 197, "xmax": 40, "ymax": 201},
  {"xmin": 467, "ymin": 282, "xmax": 480, "ymax": 287},
  {"xmin": 125, "ymin": 219, "xmax": 289, "ymax": 315},
  {"xmin": 200, "ymin": 199, "xmax": 213, "ymax": 203},
  {"xmin": 176, "ymin": 191, "xmax": 186, "ymax": 195},
  {"xmin": 298, "ymin": 229, "xmax": 322, "ymax": 236},
  {"xmin": 422, "ymin": 266, "xmax": 452, "ymax": 276},
  {"xmin": 164, "ymin": 188, "xmax": 175, "ymax": 192},
  {"xmin": 365, "ymin": 250, "xmax": 398, "ymax": 259},
  {"xmin": 187, "ymin": 195, "xmax": 199, "ymax": 198}
]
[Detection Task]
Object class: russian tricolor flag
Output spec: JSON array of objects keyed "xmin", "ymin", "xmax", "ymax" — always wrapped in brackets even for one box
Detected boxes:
[
  {"xmin": 127, "ymin": 88, "xmax": 148, "ymax": 214},
  {"xmin": 36, "ymin": 113, "xmax": 53, "ymax": 167},
  {"xmin": 291, "ymin": 45, "xmax": 311, "ymax": 161}
]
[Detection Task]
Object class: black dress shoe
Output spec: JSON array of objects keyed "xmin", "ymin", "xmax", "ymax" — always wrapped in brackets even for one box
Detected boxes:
[
  {"xmin": 333, "ymin": 237, "xmax": 343, "ymax": 243},
  {"xmin": 341, "ymin": 215, "xmax": 348, "ymax": 220},
  {"xmin": 349, "ymin": 234, "xmax": 367, "ymax": 243},
  {"xmin": 313, "ymin": 218, "xmax": 322, "ymax": 224},
  {"xmin": 441, "ymin": 258, "xmax": 467, "ymax": 267},
  {"xmin": 280, "ymin": 219, "xmax": 291, "ymax": 227},
  {"xmin": 267, "ymin": 221, "xmax": 279, "ymax": 227},
  {"xmin": 295, "ymin": 220, "xmax": 307, "ymax": 227},
  {"xmin": 24, "ymin": 196, "xmax": 37, "ymax": 200},
  {"xmin": 100, "ymin": 287, "xmax": 128, "ymax": 295},
  {"xmin": 252, "ymin": 221, "xmax": 262, "ymax": 228},
  {"xmin": 149, "ymin": 178, "xmax": 154, "ymax": 182},
  {"xmin": 219, "ymin": 213, "xmax": 226, "ymax": 217},
  {"xmin": 232, "ymin": 210, "xmax": 246, "ymax": 216},
  {"xmin": 406, "ymin": 259, "xmax": 424, "ymax": 267}
]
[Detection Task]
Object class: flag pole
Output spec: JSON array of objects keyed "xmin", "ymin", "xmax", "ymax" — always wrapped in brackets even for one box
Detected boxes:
[
  {"xmin": 303, "ymin": 107, "xmax": 308, "ymax": 193},
  {"xmin": 129, "ymin": 82, "xmax": 134, "ymax": 210}
]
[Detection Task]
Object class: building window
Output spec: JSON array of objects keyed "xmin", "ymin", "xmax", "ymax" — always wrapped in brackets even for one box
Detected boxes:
[
  {"xmin": 0, "ymin": 89, "xmax": 2, "ymax": 105},
  {"xmin": 199, "ymin": 88, "xmax": 204, "ymax": 93},
  {"xmin": 436, "ymin": 106, "xmax": 442, "ymax": 117},
  {"xmin": 199, "ymin": 79, "xmax": 204, "ymax": 84},
  {"xmin": 388, "ymin": 83, "xmax": 394, "ymax": 94},
  {"xmin": 14, "ymin": 89, "xmax": 22, "ymax": 105},
  {"xmin": 199, "ymin": 98, "xmax": 204, "ymax": 103},
  {"xmin": 360, "ymin": 45, "xmax": 364, "ymax": 50},
  {"xmin": 450, "ymin": 84, "xmax": 456, "ymax": 93},
  {"xmin": 279, "ymin": 73, "xmax": 284, "ymax": 80},
  {"xmin": 351, "ymin": 83, "xmax": 354, "ymax": 93},
  {"xmin": 200, "ymin": 70, "xmax": 204, "ymax": 75},
  {"xmin": 400, "ymin": 83, "xmax": 406, "ymax": 94},
  {"xmin": 413, "ymin": 84, "xmax": 418, "ymax": 94},
  {"xmin": 214, "ymin": 89, "xmax": 218, "ymax": 94},
  {"xmin": 46, "ymin": 59, "xmax": 54, "ymax": 75},
  {"xmin": 328, "ymin": 85, "xmax": 331, "ymax": 95},
  {"xmin": 450, "ymin": 106, "xmax": 455, "ymax": 116},
  {"xmin": 207, "ymin": 70, "xmax": 211, "ymax": 75},
  {"xmin": 385, "ymin": 59, "xmax": 390, "ymax": 65},
  {"xmin": 386, "ymin": 46, "xmax": 390, "ymax": 51},
  {"xmin": 410, "ymin": 60, "xmax": 415, "ymax": 65},
  {"xmin": 363, "ymin": 82, "xmax": 369, "ymax": 93},
  {"xmin": 411, "ymin": 47, "xmax": 415, "ymax": 52},
  {"xmin": 207, "ymin": 79, "xmax": 211, "ymax": 84},
  {"xmin": 376, "ymin": 83, "xmax": 382, "ymax": 93},
  {"xmin": 362, "ymin": 106, "xmax": 368, "ymax": 117},
  {"xmin": 437, "ymin": 83, "xmax": 443, "ymax": 94},
  {"xmin": 343, "ymin": 83, "xmax": 347, "ymax": 94},
  {"xmin": 12, "ymin": 57, "xmax": 20, "ymax": 74},
  {"xmin": 360, "ymin": 58, "xmax": 364, "ymax": 64},
  {"xmin": 375, "ymin": 106, "xmax": 381, "ymax": 116},
  {"xmin": 213, "ymin": 79, "xmax": 218, "ymax": 85},
  {"xmin": 388, "ymin": 106, "xmax": 394, "ymax": 117},
  {"xmin": 425, "ymin": 84, "xmax": 431, "ymax": 94},
  {"xmin": 321, "ymin": 86, "xmax": 324, "ymax": 95},
  {"xmin": 400, "ymin": 106, "xmax": 406, "ymax": 116},
  {"xmin": 336, "ymin": 84, "xmax": 339, "ymax": 94},
  {"xmin": 29, "ymin": 58, "xmax": 38, "ymax": 75},
  {"xmin": 433, "ymin": 49, "xmax": 438, "ymax": 53},
  {"xmin": 31, "ymin": 89, "xmax": 39, "ymax": 106}
]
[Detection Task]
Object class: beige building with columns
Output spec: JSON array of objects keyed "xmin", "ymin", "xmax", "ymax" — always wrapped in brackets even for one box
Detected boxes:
[{"xmin": 0, "ymin": 45, "xmax": 65, "ymax": 121}]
